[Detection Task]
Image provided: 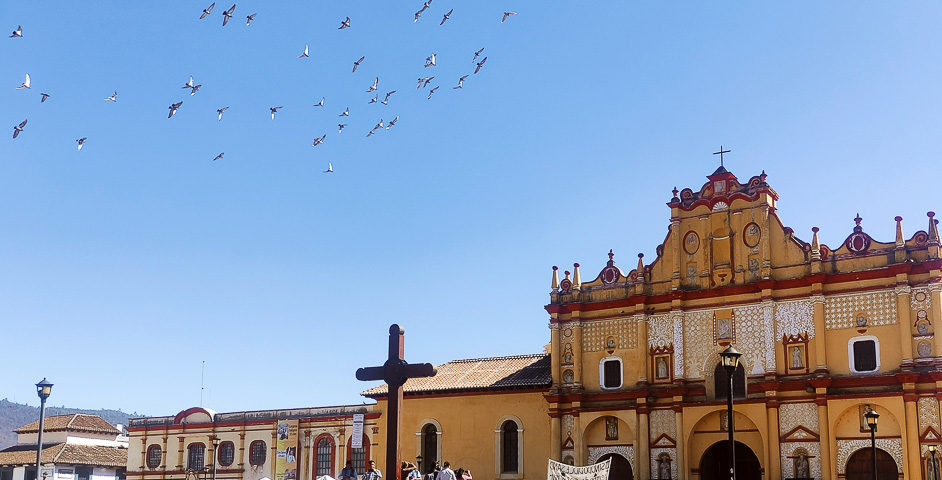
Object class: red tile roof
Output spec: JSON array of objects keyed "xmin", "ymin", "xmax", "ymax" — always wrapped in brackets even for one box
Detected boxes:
[
  {"xmin": 14, "ymin": 414, "xmax": 120, "ymax": 435},
  {"xmin": 0, "ymin": 443, "xmax": 127, "ymax": 468},
  {"xmin": 362, "ymin": 354, "xmax": 551, "ymax": 398}
]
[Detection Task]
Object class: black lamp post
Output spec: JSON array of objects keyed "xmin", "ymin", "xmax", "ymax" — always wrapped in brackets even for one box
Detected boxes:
[
  {"xmin": 720, "ymin": 346, "xmax": 742, "ymax": 480},
  {"xmin": 864, "ymin": 408, "xmax": 880, "ymax": 480},
  {"xmin": 34, "ymin": 378, "xmax": 53, "ymax": 480},
  {"xmin": 210, "ymin": 437, "xmax": 220, "ymax": 480},
  {"xmin": 415, "ymin": 456, "xmax": 422, "ymax": 475}
]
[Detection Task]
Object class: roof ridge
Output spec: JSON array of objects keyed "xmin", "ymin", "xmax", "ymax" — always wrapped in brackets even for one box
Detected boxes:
[{"xmin": 447, "ymin": 353, "xmax": 547, "ymax": 364}]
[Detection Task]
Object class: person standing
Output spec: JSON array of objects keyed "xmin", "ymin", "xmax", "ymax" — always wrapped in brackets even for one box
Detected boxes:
[
  {"xmin": 340, "ymin": 461, "xmax": 358, "ymax": 480},
  {"xmin": 363, "ymin": 461, "xmax": 382, "ymax": 480},
  {"xmin": 435, "ymin": 462, "xmax": 455, "ymax": 480}
]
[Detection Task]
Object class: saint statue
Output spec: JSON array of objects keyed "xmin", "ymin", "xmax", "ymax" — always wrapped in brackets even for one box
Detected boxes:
[
  {"xmin": 791, "ymin": 346, "xmax": 803, "ymax": 369},
  {"xmin": 656, "ymin": 357, "xmax": 669, "ymax": 379},
  {"xmin": 605, "ymin": 417, "xmax": 618, "ymax": 440},
  {"xmin": 716, "ymin": 318, "xmax": 732, "ymax": 340},
  {"xmin": 657, "ymin": 456, "xmax": 671, "ymax": 480},
  {"xmin": 794, "ymin": 452, "xmax": 810, "ymax": 479}
]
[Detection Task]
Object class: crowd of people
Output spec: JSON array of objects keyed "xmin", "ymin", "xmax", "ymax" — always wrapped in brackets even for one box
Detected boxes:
[{"xmin": 333, "ymin": 459, "xmax": 473, "ymax": 480}]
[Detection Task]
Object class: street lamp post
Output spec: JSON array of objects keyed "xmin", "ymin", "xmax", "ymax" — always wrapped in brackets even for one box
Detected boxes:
[
  {"xmin": 415, "ymin": 456, "xmax": 422, "ymax": 475},
  {"xmin": 864, "ymin": 408, "xmax": 880, "ymax": 480},
  {"xmin": 719, "ymin": 346, "xmax": 742, "ymax": 480},
  {"xmin": 34, "ymin": 379, "xmax": 53, "ymax": 480},
  {"xmin": 211, "ymin": 437, "xmax": 220, "ymax": 480}
]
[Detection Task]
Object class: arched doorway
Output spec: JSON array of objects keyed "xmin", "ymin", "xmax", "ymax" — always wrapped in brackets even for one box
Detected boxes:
[
  {"xmin": 845, "ymin": 448, "xmax": 897, "ymax": 480},
  {"xmin": 698, "ymin": 441, "xmax": 761, "ymax": 480},
  {"xmin": 598, "ymin": 453, "xmax": 633, "ymax": 480}
]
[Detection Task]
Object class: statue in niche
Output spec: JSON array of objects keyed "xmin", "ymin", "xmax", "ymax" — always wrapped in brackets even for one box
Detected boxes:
[
  {"xmin": 791, "ymin": 346, "xmax": 803, "ymax": 369},
  {"xmin": 656, "ymin": 356, "xmax": 669, "ymax": 379},
  {"xmin": 563, "ymin": 352, "xmax": 573, "ymax": 365},
  {"xmin": 657, "ymin": 455, "xmax": 671, "ymax": 480},
  {"xmin": 605, "ymin": 417, "xmax": 618, "ymax": 440},
  {"xmin": 716, "ymin": 318, "xmax": 732, "ymax": 340},
  {"xmin": 918, "ymin": 320, "xmax": 930, "ymax": 335},
  {"xmin": 794, "ymin": 452, "xmax": 810, "ymax": 479},
  {"xmin": 563, "ymin": 369, "xmax": 574, "ymax": 384},
  {"xmin": 927, "ymin": 452, "xmax": 941, "ymax": 480}
]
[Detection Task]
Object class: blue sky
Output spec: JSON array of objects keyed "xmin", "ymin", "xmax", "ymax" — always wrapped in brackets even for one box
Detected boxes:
[{"xmin": 3, "ymin": 1, "xmax": 942, "ymax": 415}]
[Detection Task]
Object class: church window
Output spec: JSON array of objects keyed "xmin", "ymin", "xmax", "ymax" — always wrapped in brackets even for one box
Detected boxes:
[
  {"xmin": 146, "ymin": 445, "xmax": 162, "ymax": 469},
  {"xmin": 713, "ymin": 362, "xmax": 746, "ymax": 400},
  {"xmin": 421, "ymin": 424, "xmax": 439, "ymax": 474},
  {"xmin": 187, "ymin": 443, "xmax": 206, "ymax": 470},
  {"xmin": 849, "ymin": 336, "xmax": 880, "ymax": 373},
  {"xmin": 315, "ymin": 435, "xmax": 334, "ymax": 477},
  {"xmin": 347, "ymin": 434, "xmax": 369, "ymax": 474},
  {"xmin": 217, "ymin": 441, "xmax": 235, "ymax": 467},
  {"xmin": 599, "ymin": 357, "xmax": 622, "ymax": 390},
  {"xmin": 501, "ymin": 421, "xmax": 519, "ymax": 473},
  {"xmin": 249, "ymin": 440, "xmax": 267, "ymax": 466}
]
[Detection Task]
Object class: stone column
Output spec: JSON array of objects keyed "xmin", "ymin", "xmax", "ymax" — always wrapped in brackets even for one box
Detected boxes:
[
  {"xmin": 636, "ymin": 404, "xmax": 650, "ymax": 480},
  {"xmin": 815, "ymin": 395, "xmax": 832, "ymax": 480},
  {"xmin": 637, "ymin": 314, "xmax": 649, "ymax": 384},
  {"xmin": 930, "ymin": 284, "xmax": 942, "ymax": 359},
  {"xmin": 551, "ymin": 416, "xmax": 561, "ymax": 461},
  {"xmin": 766, "ymin": 401, "xmax": 781, "ymax": 480},
  {"xmin": 905, "ymin": 392, "xmax": 921, "ymax": 480},
  {"xmin": 896, "ymin": 285, "xmax": 914, "ymax": 367},
  {"xmin": 811, "ymin": 295, "xmax": 827, "ymax": 372},
  {"xmin": 572, "ymin": 410, "xmax": 583, "ymax": 465},
  {"xmin": 673, "ymin": 403, "xmax": 685, "ymax": 480},
  {"xmin": 550, "ymin": 324, "xmax": 561, "ymax": 386},
  {"xmin": 572, "ymin": 320, "xmax": 584, "ymax": 387}
]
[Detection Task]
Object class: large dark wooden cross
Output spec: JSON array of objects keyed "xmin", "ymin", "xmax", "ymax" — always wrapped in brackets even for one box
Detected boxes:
[{"xmin": 356, "ymin": 324, "xmax": 437, "ymax": 480}]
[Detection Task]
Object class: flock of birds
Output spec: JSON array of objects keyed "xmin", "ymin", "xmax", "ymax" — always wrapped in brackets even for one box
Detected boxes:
[{"xmin": 8, "ymin": 3, "xmax": 519, "ymax": 173}]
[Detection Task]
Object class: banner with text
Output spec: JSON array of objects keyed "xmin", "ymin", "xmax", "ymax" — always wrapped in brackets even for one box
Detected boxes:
[
  {"xmin": 275, "ymin": 419, "xmax": 299, "ymax": 480},
  {"xmin": 351, "ymin": 414, "xmax": 364, "ymax": 449},
  {"xmin": 547, "ymin": 458, "xmax": 611, "ymax": 480}
]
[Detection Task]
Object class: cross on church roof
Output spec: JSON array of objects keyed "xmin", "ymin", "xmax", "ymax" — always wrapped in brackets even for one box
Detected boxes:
[{"xmin": 713, "ymin": 145, "xmax": 731, "ymax": 167}]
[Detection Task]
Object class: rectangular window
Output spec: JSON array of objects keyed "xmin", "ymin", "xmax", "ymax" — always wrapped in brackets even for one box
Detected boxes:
[
  {"xmin": 316, "ymin": 440, "xmax": 333, "ymax": 476},
  {"xmin": 1, "ymin": 468, "xmax": 13, "ymax": 480},
  {"xmin": 188, "ymin": 444, "xmax": 206, "ymax": 470},
  {"xmin": 853, "ymin": 340, "xmax": 877, "ymax": 372},
  {"xmin": 603, "ymin": 360, "xmax": 621, "ymax": 389},
  {"xmin": 350, "ymin": 447, "xmax": 366, "ymax": 474},
  {"xmin": 76, "ymin": 467, "xmax": 93, "ymax": 480}
]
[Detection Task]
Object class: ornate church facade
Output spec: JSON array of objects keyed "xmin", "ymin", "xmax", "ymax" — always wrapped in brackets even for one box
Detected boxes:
[{"xmin": 538, "ymin": 166, "xmax": 942, "ymax": 480}]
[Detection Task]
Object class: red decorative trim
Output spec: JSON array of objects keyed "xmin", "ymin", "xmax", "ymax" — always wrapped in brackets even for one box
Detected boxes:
[
  {"xmin": 370, "ymin": 387, "xmax": 548, "ymax": 400},
  {"xmin": 920, "ymin": 426, "xmax": 941, "ymax": 443},
  {"xmin": 650, "ymin": 433, "xmax": 676, "ymax": 448},
  {"xmin": 248, "ymin": 440, "xmax": 267, "ymax": 466},
  {"xmin": 146, "ymin": 444, "xmax": 162, "ymax": 469},
  {"xmin": 173, "ymin": 407, "xmax": 215, "ymax": 425},
  {"xmin": 217, "ymin": 441, "xmax": 235, "ymax": 467},
  {"xmin": 346, "ymin": 433, "xmax": 371, "ymax": 464},
  {"xmin": 313, "ymin": 433, "xmax": 336, "ymax": 477},
  {"xmin": 780, "ymin": 425, "xmax": 820, "ymax": 442}
]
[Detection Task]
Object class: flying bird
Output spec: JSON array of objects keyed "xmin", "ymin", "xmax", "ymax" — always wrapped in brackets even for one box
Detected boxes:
[
  {"xmin": 472, "ymin": 47, "xmax": 484, "ymax": 63},
  {"xmin": 323, "ymin": 162, "xmax": 333, "ymax": 173},
  {"xmin": 76, "ymin": 137, "xmax": 87, "ymax": 150},
  {"xmin": 313, "ymin": 97, "xmax": 324, "ymax": 107},
  {"xmin": 385, "ymin": 116, "xmax": 398, "ymax": 129},
  {"xmin": 338, "ymin": 123, "xmax": 347, "ymax": 133},
  {"xmin": 366, "ymin": 77, "xmax": 378, "ymax": 92},
  {"xmin": 10, "ymin": 25, "xmax": 23, "ymax": 38},
  {"xmin": 474, "ymin": 56, "xmax": 487, "ymax": 74},
  {"xmin": 245, "ymin": 13, "xmax": 256, "ymax": 25},
  {"xmin": 339, "ymin": 107, "xmax": 349, "ymax": 117},
  {"xmin": 338, "ymin": 17, "xmax": 351, "ymax": 29},
  {"xmin": 104, "ymin": 91, "xmax": 117, "ymax": 102},
  {"xmin": 17, "ymin": 73, "xmax": 30, "ymax": 89},
  {"xmin": 299, "ymin": 44, "xmax": 309, "ymax": 58},
  {"xmin": 168, "ymin": 101, "xmax": 183, "ymax": 118},
  {"xmin": 213, "ymin": 152, "xmax": 225, "ymax": 161},
  {"xmin": 352, "ymin": 56, "xmax": 365, "ymax": 72},
  {"xmin": 366, "ymin": 119, "xmax": 383, "ymax": 136},
  {"xmin": 427, "ymin": 86, "xmax": 439, "ymax": 99},
  {"xmin": 222, "ymin": 4, "xmax": 236, "ymax": 26},
  {"xmin": 270, "ymin": 106, "xmax": 283, "ymax": 119},
  {"xmin": 368, "ymin": 95, "xmax": 377, "ymax": 104},
  {"xmin": 182, "ymin": 75, "xmax": 196, "ymax": 89},
  {"xmin": 501, "ymin": 11, "xmax": 517, "ymax": 23},
  {"xmin": 12, "ymin": 119, "xmax": 27, "ymax": 139},
  {"xmin": 312, "ymin": 134, "xmax": 326, "ymax": 146},
  {"xmin": 440, "ymin": 9, "xmax": 453, "ymax": 25},
  {"xmin": 189, "ymin": 84, "xmax": 202, "ymax": 95},
  {"xmin": 453, "ymin": 75, "xmax": 468, "ymax": 89},
  {"xmin": 416, "ymin": 76, "xmax": 434, "ymax": 89},
  {"xmin": 217, "ymin": 106, "xmax": 229, "ymax": 120},
  {"xmin": 413, "ymin": 11, "xmax": 422, "ymax": 22},
  {"xmin": 381, "ymin": 90, "xmax": 396, "ymax": 105},
  {"xmin": 200, "ymin": 3, "xmax": 215, "ymax": 19},
  {"xmin": 40, "ymin": 92, "xmax": 50, "ymax": 102},
  {"xmin": 425, "ymin": 53, "xmax": 436, "ymax": 67}
]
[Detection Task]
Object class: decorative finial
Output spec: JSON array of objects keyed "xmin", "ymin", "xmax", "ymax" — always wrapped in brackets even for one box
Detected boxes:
[
  {"xmin": 895, "ymin": 216, "xmax": 904, "ymax": 247},
  {"xmin": 636, "ymin": 253, "xmax": 644, "ymax": 275},
  {"xmin": 551, "ymin": 266, "xmax": 559, "ymax": 291},
  {"xmin": 608, "ymin": 249, "xmax": 614, "ymax": 260},
  {"xmin": 671, "ymin": 187, "xmax": 679, "ymax": 202},
  {"xmin": 853, "ymin": 213, "xmax": 863, "ymax": 233},
  {"xmin": 713, "ymin": 146, "xmax": 730, "ymax": 167},
  {"xmin": 572, "ymin": 262, "xmax": 581, "ymax": 289},
  {"xmin": 810, "ymin": 227, "xmax": 821, "ymax": 261},
  {"xmin": 759, "ymin": 170, "xmax": 768, "ymax": 184},
  {"xmin": 929, "ymin": 212, "xmax": 940, "ymax": 245}
]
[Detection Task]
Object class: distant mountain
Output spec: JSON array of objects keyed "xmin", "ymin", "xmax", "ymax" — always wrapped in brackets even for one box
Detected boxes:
[{"xmin": 0, "ymin": 398, "xmax": 142, "ymax": 450}]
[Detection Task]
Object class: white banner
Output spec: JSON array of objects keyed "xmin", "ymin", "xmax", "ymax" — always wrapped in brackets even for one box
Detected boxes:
[
  {"xmin": 547, "ymin": 458, "xmax": 611, "ymax": 480},
  {"xmin": 351, "ymin": 414, "xmax": 364, "ymax": 448}
]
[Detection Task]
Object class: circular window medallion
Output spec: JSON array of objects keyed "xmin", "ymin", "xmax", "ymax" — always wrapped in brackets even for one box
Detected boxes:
[
  {"xmin": 601, "ymin": 266, "xmax": 620, "ymax": 285},
  {"xmin": 563, "ymin": 328, "xmax": 572, "ymax": 338},
  {"xmin": 683, "ymin": 231, "xmax": 700, "ymax": 255},
  {"xmin": 855, "ymin": 315, "xmax": 868, "ymax": 327},
  {"xmin": 563, "ymin": 369, "xmax": 574, "ymax": 384},
  {"xmin": 846, "ymin": 232, "xmax": 871, "ymax": 254},
  {"xmin": 915, "ymin": 291, "xmax": 928, "ymax": 303},
  {"xmin": 918, "ymin": 341, "xmax": 932, "ymax": 358},
  {"xmin": 918, "ymin": 310, "xmax": 928, "ymax": 320},
  {"xmin": 743, "ymin": 222, "xmax": 761, "ymax": 248}
]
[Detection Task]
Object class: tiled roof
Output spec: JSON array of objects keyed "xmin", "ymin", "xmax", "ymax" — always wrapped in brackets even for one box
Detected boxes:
[
  {"xmin": 14, "ymin": 414, "xmax": 120, "ymax": 435},
  {"xmin": 0, "ymin": 443, "xmax": 126, "ymax": 468},
  {"xmin": 362, "ymin": 354, "xmax": 551, "ymax": 397}
]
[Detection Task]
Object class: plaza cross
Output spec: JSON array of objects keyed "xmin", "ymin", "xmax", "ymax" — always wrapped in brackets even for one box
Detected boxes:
[{"xmin": 356, "ymin": 324, "xmax": 437, "ymax": 480}]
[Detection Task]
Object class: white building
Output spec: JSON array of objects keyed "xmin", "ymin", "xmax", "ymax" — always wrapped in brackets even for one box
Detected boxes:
[{"xmin": 0, "ymin": 414, "xmax": 128, "ymax": 480}]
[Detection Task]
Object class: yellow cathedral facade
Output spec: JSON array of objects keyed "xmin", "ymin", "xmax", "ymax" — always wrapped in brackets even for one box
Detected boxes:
[{"xmin": 129, "ymin": 167, "xmax": 942, "ymax": 480}]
